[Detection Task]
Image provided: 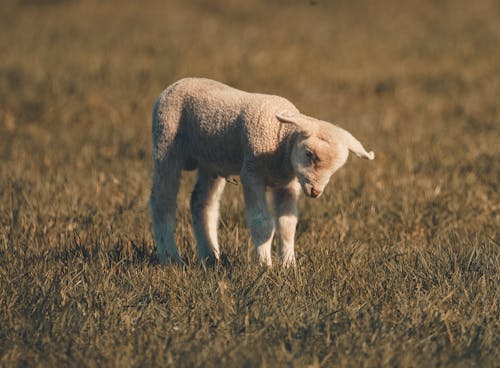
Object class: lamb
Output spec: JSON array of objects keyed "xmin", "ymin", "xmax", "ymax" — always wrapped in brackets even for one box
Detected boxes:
[{"xmin": 150, "ymin": 78, "xmax": 374, "ymax": 267}]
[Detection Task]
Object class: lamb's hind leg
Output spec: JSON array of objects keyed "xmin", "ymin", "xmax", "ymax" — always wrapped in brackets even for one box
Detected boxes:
[
  {"xmin": 190, "ymin": 170, "xmax": 226, "ymax": 264},
  {"xmin": 150, "ymin": 157, "xmax": 183, "ymax": 264}
]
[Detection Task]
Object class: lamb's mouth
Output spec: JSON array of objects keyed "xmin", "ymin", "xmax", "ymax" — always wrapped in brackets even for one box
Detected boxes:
[{"xmin": 300, "ymin": 179, "xmax": 321, "ymax": 198}]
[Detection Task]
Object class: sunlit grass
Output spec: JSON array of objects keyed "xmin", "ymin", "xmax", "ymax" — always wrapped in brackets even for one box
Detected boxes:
[{"xmin": 0, "ymin": 0, "xmax": 498, "ymax": 366}]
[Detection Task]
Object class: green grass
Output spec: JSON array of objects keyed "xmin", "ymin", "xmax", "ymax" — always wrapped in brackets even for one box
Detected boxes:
[{"xmin": 0, "ymin": 0, "xmax": 499, "ymax": 366}]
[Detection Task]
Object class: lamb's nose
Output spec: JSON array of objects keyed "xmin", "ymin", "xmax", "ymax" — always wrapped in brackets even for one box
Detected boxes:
[{"xmin": 310, "ymin": 188, "xmax": 320, "ymax": 198}]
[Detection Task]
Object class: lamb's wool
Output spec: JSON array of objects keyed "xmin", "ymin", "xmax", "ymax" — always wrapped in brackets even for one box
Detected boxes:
[
  {"xmin": 150, "ymin": 78, "xmax": 374, "ymax": 266},
  {"xmin": 153, "ymin": 78, "xmax": 301, "ymax": 184}
]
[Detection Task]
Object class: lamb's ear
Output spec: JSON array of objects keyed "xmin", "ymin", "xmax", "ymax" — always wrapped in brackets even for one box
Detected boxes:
[
  {"xmin": 276, "ymin": 112, "xmax": 312, "ymax": 136},
  {"xmin": 276, "ymin": 112, "xmax": 302, "ymax": 126},
  {"xmin": 336, "ymin": 127, "xmax": 375, "ymax": 160}
]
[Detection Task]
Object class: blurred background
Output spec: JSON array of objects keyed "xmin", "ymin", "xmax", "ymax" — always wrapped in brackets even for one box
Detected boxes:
[
  {"xmin": 0, "ymin": 0, "xmax": 498, "ymax": 366},
  {"xmin": 1, "ymin": 0, "xmax": 498, "ymax": 241}
]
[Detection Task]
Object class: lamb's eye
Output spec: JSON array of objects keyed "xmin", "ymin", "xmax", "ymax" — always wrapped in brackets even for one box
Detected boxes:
[{"xmin": 305, "ymin": 150, "xmax": 317, "ymax": 164}]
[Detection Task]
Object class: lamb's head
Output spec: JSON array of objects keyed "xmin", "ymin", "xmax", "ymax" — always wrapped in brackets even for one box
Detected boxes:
[{"xmin": 277, "ymin": 112, "xmax": 374, "ymax": 198}]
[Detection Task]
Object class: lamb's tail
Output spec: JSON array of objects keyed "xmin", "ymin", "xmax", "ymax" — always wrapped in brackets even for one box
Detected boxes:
[{"xmin": 152, "ymin": 84, "xmax": 184, "ymax": 161}]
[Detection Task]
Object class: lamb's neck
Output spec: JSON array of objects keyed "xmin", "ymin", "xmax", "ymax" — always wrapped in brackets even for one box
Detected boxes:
[{"xmin": 271, "ymin": 127, "xmax": 299, "ymax": 186}]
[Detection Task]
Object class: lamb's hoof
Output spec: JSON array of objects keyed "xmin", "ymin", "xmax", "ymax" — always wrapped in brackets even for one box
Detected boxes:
[
  {"xmin": 257, "ymin": 250, "xmax": 273, "ymax": 267},
  {"xmin": 281, "ymin": 255, "xmax": 296, "ymax": 268},
  {"xmin": 258, "ymin": 258, "xmax": 273, "ymax": 268},
  {"xmin": 158, "ymin": 253, "xmax": 186, "ymax": 267},
  {"xmin": 201, "ymin": 254, "xmax": 219, "ymax": 268}
]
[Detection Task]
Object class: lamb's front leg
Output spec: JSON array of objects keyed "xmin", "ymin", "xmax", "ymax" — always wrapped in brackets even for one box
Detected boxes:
[
  {"xmin": 240, "ymin": 166, "xmax": 275, "ymax": 266},
  {"xmin": 272, "ymin": 181, "xmax": 300, "ymax": 267}
]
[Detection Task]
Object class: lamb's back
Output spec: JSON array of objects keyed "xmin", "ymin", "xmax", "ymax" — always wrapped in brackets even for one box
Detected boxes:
[{"xmin": 160, "ymin": 78, "xmax": 299, "ymax": 177}]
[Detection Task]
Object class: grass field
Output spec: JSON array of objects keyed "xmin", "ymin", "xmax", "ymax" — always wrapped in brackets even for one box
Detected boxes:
[{"xmin": 0, "ymin": 0, "xmax": 499, "ymax": 366}]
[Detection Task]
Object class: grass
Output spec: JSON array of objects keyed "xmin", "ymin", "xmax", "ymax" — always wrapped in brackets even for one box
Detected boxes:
[{"xmin": 0, "ymin": 0, "xmax": 499, "ymax": 366}]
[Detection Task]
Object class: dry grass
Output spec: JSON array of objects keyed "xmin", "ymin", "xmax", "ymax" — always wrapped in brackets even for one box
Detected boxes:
[{"xmin": 0, "ymin": 0, "xmax": 499, "ymax": 366}]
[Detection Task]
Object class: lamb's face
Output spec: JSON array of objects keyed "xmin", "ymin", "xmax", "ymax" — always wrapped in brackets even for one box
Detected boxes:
[
  {"xmin": 276, "ymin": 112, "xmax": 374, "ymax": 198},
  {"xmin": 291, "ymin": 136, "xmax": 349, "ymax": 198}
]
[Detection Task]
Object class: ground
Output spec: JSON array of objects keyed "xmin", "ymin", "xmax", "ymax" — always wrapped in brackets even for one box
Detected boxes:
[{"xmin": 0, "ymin": 0, "xmax": 498, "ymax": 366}]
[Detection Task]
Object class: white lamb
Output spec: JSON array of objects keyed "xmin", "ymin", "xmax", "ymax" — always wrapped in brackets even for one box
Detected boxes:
[{"xmin": 150, "ymin": 78, "xmax": 374, "ymax": 267}]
